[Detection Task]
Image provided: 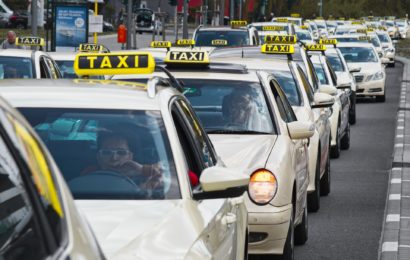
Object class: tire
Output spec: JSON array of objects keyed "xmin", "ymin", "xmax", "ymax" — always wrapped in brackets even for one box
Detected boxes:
[
  {"xmin": 294, "ymin": 202, "xmax": 308, "ymax": 245},
  {"xmin": 307, "ymin": 155, "xmax": 320, "ymax": 212},
  {"xmin": 330, "ymin": 127, "xmax": 341, "ymax": 158},
  {"xmin": 376, "ymin": 93, "xmax": 386, "ymax": 102},
  {"xmin": 341, "ymin": 123, "xmax": 350, "ymax": 150},
  {"xmin": 349, "ymin": 92, "xmax": 356, "ymax": 125},
  {"xmin": 391, "ymin": 62, "xmax": 396, "ymax": 68},
  {"xmin": 279, "ymin": 209, "xmax": 294, "ymax": 260},
  {"xmin": 320, "ymin": 149, "xmax": 331, "ymax": 196}
]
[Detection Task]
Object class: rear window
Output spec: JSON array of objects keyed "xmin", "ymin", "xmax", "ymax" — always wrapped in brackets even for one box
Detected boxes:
[
  {"xmin": 339, "ymin": 47, "xmax": 378, "ymax": 63},
  {"xmin": 0, "ymin": 57, "xmax": 33, "ymax": 79},
  {"xmin": 195, "ymin": 30, "xmax": 250, "ymax": 47}
]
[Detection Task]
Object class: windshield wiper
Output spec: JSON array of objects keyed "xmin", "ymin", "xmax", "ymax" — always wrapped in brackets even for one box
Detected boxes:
[{"xmin": 206, "ymin": 129, "xmax": 271, "ymax": 134}]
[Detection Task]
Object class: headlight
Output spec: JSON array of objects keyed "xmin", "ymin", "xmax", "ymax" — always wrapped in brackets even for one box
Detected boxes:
[
  {"xmin": 366, "ymin": 71, "xmax": 384, "ymax": 81},
  {"xmin": 248, "ymin": 169, "xmax": 277, "ymax": 205}
]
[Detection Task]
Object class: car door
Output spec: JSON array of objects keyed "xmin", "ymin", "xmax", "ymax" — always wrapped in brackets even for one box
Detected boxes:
[
  {"xmin": 268, "ymin": 77, "xmax": 308, "ymax": 220},
  {"xmin": 170, "ymin": 97, "xmax": 245, "ymax": 259}
]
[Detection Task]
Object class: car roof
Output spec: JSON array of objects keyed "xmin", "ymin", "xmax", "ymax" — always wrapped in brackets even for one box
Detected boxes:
[
  {"xmin": 196, "ymin": 26, "xmax": 248, "ymax": 32},
  {"xmin": 0, "ymin": 49, "xmax": 36, "ymax": 58},
  {"xmin": 210, "ymin": 45, "xmax": 304, "ymax": 61},
  {"xmin": 336, "ymin": 42, "xmax": 374, "ymax": 47},
  {"xmin": 0, "ymin": 79, "xmax": 164, "ymax": 110},
  {"xmin": 212, "ymin": 57, "xmax": 290, "ymax": 72},
  {"xmin": 48, "ymin": 52, "xmax": 76, "ymax": 60}
]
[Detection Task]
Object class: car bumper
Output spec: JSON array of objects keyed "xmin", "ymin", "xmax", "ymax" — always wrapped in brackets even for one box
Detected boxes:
[
  {"xmin": 247, "ymin": 200, "xmax": 292, "ymax": 255},
  {"xmin": 356, "ymin": 78, "xmax": 385, "ymax": 96}
]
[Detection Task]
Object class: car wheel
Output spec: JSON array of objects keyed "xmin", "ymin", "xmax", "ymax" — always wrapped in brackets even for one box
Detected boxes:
[
  {"xmin": 376, "ymin": 92, "xmax": 386, "ymax": 102},
  {"xmin": 320, "ymin": 149, "xmax": 331, "ymax": 196},
  {"xmin": 341, "ymin": 123, "xmax": 350, "ymax": 150},
  {"xmin": 307, "ymin": 154, "xmax": 320, "ymax": 212},
  {"xmin": 349, "ymin": 93, "xmax": 356, "ymax": 125},
  {"xmin": 294, "ymin": 201, "xmax": 308, "ymax": 245},
  {"xmin": 330, "ymin": 127, "xmax": 341, "ymax": 158}
]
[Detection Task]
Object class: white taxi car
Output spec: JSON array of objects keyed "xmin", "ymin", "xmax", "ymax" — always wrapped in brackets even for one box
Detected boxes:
[
  {"xmin": 0, "ymin": 37, "xmax": 61, "ymax": 79},
  {"xmin": 0, "ymin": 53, "xmax": 250, "ymax": 259},
  {"xmin": 250, "ymin": 22, "xmax": 295, "ymax": 43},
  {"xmin": 210, "ymin": 43, "xmax": 334, "ymax": 213},
  {"xmin": 338, "ymin": 42, "xmax": 388, "ymax": 102},
  {"xmin": 115, "ymin": 50, "xmax": 315, "ymax": 259},
  {"xmin": 193, "ymin": 20, "xmax": 259, "ymax": 47},
  {"xmin": 377, "ymin": 30, "xmax": 396, "ymax": 66},
  {"xmin": 0, "ymin": 94, "xmax": 104, "ymax": 259}
]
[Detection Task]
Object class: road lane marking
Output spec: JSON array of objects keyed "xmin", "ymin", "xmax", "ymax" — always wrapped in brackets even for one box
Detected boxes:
[
  {"xmin": 395, "ymin": 143, "xmax": 404, "ymax": 147},
  {"xmin": 382, "ymin": 242, "xmax": 398, "ymax": 252},
  {"xmin": 389, "ymin": 194, "xmax": 401, "ymax": 200},
  {"xmin": 391, "ymin": 178, "xmax": 402, "ymax": 183},
  {"xmin": 387, "ymin": 214, "xmax": 400, "ymax": 221}
]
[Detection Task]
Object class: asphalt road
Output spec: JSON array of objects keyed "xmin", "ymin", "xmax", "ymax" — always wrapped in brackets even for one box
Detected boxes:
[{"xmin": 294, "ymin": 63, "xmax": 403, "ymax": 259}]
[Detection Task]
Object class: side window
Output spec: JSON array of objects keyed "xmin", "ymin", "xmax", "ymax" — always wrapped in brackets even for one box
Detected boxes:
[
  {"xmin": 39, "ymin": 57, "xmax": 49, "ymax": 78},
  {"xmin": 270, "ymin": 79, "xmax": 297, "ymax": 122},
  {"xmin": 297, "ymin": 65, "xmax": 315, "ymax": 104},
  {"xmin": 326, "ymin": 60, "xmax": 338, "ymax": 86},
  {"xmin": 306, "ymin": 58, "xmax": 320, "ymax": 90},
  {"xmin": 44, "ymin": 58, "xmax": 61, "ymax": 79},
  {"xmin": 176, "ymin": 99, "xmax": 216, "ymax": 168}
]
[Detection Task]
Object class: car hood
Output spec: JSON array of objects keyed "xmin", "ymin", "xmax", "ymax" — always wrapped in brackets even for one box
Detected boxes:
[
  {"xmin": 76, "ymin": 200, "xmax": 205, "ymax": 259},
  {"xmin": 347, "ymin": 62, "xmax": 382, "ymax": 74},
  {"xmin": 209, "ymin": 134, "xmax": 277, "ymax": 171}
]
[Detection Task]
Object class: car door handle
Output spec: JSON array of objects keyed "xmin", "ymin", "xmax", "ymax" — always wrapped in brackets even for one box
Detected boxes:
[{"xmin": 222, "ymin": 213, "xmax": 237, "ymax": 225}]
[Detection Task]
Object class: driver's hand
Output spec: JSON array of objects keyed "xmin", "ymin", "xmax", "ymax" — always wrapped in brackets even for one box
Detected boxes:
[
  {"xmin": 118, "ymin": 160, "xmax": 143, "ymax": 176},
  {"xmin": 141, "ymin": 163, "xmax": 164, "ymax": 190}
]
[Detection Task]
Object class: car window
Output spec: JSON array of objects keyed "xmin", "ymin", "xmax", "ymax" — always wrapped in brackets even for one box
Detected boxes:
[
  {"xmin": 327, "ymin": 53, "xmax": 345, "ymax": 72},
  {"xmin": 296, "ymin": 31, "xmax": 312, "ymax": 41},
  {"xmin": 377, "ymin": 33, "xmax": 390, "ymax": 43},
  {"xmin": 182, "ymin": 79, "xmax": 275, "ymax": 134},
  {"xmin": 269, "ymin": 79, "xmax": 297, "ymax": 123},
  {"xmin": 296, "ymin": 65, "xmax": 315, "ymax": 104},
  {"xmin": 43, "ymin": 57, "xmax": 61, "ymax": 79},
  {"xmin": 194, "ymin": 30, "xmax": 250, "ymax": 47},
  {"xmin": 0, "ymin": 57, "xmax": 33, "ymax": 79},
  {"xmin": 339, "ymin": 46, "xmax": 378, "ymax": 62},
  {"xmin": 313, "ymin": 62, "xmax": 329, "ymax": 85},
  {"xmin": 270, "ymin": 70, "xmax": 302, "ymax": 106},
  {"xmin": 19, "ymin": 108, "xmax": 180, "ymax": 200}
]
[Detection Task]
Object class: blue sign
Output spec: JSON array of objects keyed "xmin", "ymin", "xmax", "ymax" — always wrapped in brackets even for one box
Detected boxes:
[{"xmin": 55, "ymin": 5, "xmax": 88, "ymax": 48}]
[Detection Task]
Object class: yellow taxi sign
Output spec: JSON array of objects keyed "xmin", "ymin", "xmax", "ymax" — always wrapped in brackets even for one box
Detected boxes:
[
  {"xmin": 264, "ymin": 35, "xmax": 297, "ymax": 44},
  {"xmin": 78, "ymin": 43, "xmax": 103, "ymax": 52},
  {"xmin": 165, "ymin": 50, "xmax": 209, "ymax": 64},
  {"xmin": 319, "ymin": 39, "xmax": 338, "ymax": 45},
  {"xmin": 276, "ymin": 18, "xmax": 288, "ymax": 23},
  {"xmin": 175, "ymin": 39, "xmax": 195, "ymax": 46},
  {"xmin": 262, "ymin": 25, "xmax": 285, "ymax": 31},
  {"xmin": 339, "ymin": 17, "xmax": 346, "ymax": 21},
  {"xmin": 16, "ymin": 36, "xmax": 45, "ymax": 46},
  {"xmin": 74, "ymin": 52, "xmax": 155, "ymax": 76},
  {"xmin": 150, "ymin": 41, "xmax": 172, "ymax": 48},
  {"xmin": 367, "ymin": 28, "xmax": 375, "ymax": 32},
  {"xmin": 231, "ymin": 20, "xmax": 247, "ymax": 28},
  {"xmin": 300, "ymin": 25, "xmax": 309, "ymax": 30},
  {"xmin": 291, "ymin": 13, "xmax": 300, "ymax": 18},
  {"xmin": 211, "ymin": 39, "xmax": 228, "ymax": 46},
  {"xmin": 378, "ymin": 26, "xmax": 387, "ymax": 31},
  {"xmin": 358, "ymin": 35, "xmax": 371, "ymax": 42},
  {"xmin": 316, "ymin": 17, "xmax": 324, "ymax": 20},
  {"xmin": 261, "ymin": 44, "xmax": 295, "ymax": 54},
  {"xmin": 352, "ymin": 21, "xmax": 364, "ymax": 25},
  {"xmin": 305, "ymin": 44, "xmax": 327, "ymax": 51},
  {"xmin": 357, "ymin": 28, "xmax": 367, "ymax": 34}
]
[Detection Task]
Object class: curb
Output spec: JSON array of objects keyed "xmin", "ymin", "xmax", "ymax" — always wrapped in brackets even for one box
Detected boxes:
[{"xmin": 379, "ymin": 56, "xmax": 410, "ymax": 260}]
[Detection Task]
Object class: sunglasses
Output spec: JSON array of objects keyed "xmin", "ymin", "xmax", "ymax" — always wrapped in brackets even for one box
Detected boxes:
[{"xmin": 98, "ymin": 149, "xmax": 130, "ymax": 157}]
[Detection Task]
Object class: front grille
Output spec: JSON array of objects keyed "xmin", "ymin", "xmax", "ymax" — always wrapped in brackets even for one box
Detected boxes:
[{"xmin": 354, "ymin": 75, "xmax": 364, "ymax": 83}]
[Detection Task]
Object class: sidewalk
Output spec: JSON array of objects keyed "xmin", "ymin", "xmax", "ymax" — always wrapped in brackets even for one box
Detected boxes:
[{"xmin": 379, "ymin": 56, "xmax": 410, "ymax": 260}]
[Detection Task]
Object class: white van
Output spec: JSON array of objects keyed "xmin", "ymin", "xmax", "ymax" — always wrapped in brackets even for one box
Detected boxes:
[{"xmin": 0, "ymin": 0, "xmax": 13, "ymax": 28}]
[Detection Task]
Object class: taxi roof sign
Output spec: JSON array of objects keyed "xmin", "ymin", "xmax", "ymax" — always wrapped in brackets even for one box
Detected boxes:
[
  {"xmin": 261, "ymin": 44, "xmax": 295, "ymax": 54},
  {"xmin": 78, "ymin": 43, "xmax": 104, "ymax": 52},
  {"xmin": 356, "ymin": 28, "xmax": 367, "ymax": 34},
  {"xmin": 175, "ymin": 39, "xmax": 195, "ymax": 47},
  {"xmin": 264, "ymin": 35, "xmax": 297, "ymax": 44},
  {"xmin": 352, "ymin": 21, "xmax": 364, "ymax": 25},
  {"xmin": 262, "ymin": 26, "xmax": 286, "ymax": 31},
  {"xmin": 319, "ymin": 39, "xmax": 338, "ymax": 45},
  {"xmin": 358, "ymin": 35, "xmax": 371, "ymax": 41},
  {"xmin": 300, "ymin": 25, "xmax": 309, "ymax": 30},
  {"xmin": 74, "ymin": 52, "xmax": 155, "ymax": 76},
  {"xmin": 16, "ymin": 36, "xmax": 45, "ymax": 46},
  {"xmin": 305, "ymin": 44, "xmax": 327, "ymax": 51},
  {"xmin": 165, "ymin": 50, "xmax": 209, "ymax": 65},
  {"xmin": 339, "ymin": 17, "xmax": 346, "ymax": 20},
  {"xmin": 290, "ymin": 13, "xmax": 301, "ymax": 18},
  {"xmin": 276, "ymin": 18, "xmax": 288, "ymax": 22},
  {"xmin": 231, "ymin": 20, "xmax": 247, "ymax": 28},
  {"xmin": 150, "ymin": 41, "xmax": 172, "ymax": 48},
  {"xmin": 211, "ymin": 39, "xmax": 228, "ymax": 46}
]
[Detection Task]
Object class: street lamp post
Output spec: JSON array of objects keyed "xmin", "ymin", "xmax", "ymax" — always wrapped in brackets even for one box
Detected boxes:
[{"xmin": 318, "ymin": 0, "xmax": 323, "ymax": 17}]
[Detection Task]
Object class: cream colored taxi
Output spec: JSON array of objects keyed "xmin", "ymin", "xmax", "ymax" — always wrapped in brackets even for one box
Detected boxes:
[
  {"xmin": 114, "ymin": 50, "xmax": 315, "ymax": 259},
  {"xmin": 0, "ymin": 52, "xmax": 251, "ymax": 259},
  {"xmin": 210, "ymin": 43, "xmax": 334, "ymax": 213},
  {"xmin": 0, "ymin": 36, "xmax": 61, "ymax": 79}
]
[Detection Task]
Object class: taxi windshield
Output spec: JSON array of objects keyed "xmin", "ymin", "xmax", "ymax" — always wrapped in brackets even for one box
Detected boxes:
[
  {"xmin": 0, "ymin": 56, "xmax": 33, "ymax": 79},
  {"xmin": 195, "ymin": 30, "xmax": 250, "ymax": 47},
  {"xmin": 327, "ymin": 54, "xmax": 346, "ymax": 72},
  {"xmin": 19, "ymin": 108, "xmax": 180, "ymax": 200},
  {"xmin": 339, "ymin": 47, "xmax": 378, "ymax": 62},
  {"xmin": 313, "ymin": 63, "xmax": 329, "ymax": 84},
  {"xmin": 332, "ymin": 37, "xmax": 360, "ymax": 43},
  {"xmin": 271, "ymin": 70, "xmax": 302, "ymax": 106},
  {"xmin": 182, "ymin": 79, "xmax": 275, "ymax": 134},
  {"xmin": 370, "ymin": 36, "xmax": 381, "ymax": 47},
  {"xmin": 377, "ymin": 33, "xmax": 391, "ymax": 43},
  {"xmin": 296, "ymin": 31, "xmax": 312, "ymax": 41}
]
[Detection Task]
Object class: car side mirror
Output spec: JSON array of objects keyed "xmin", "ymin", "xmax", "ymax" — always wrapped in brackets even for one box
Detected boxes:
[
  {"xmin": 287, "ymin": 121, "xmax": 315, "ymax": 140},
  {"xmin": 349, "ymin": 67, "xmax": 361, "ymax": 73},
  {"xmin": 311, "ymin": 92, "xmax": 335, "ymax": 109},
  {"xmin": 193, "ymin": 166, "xmax": 249, "ymax": 200},
  {"xmin": 319, "ymin": 84, "xmax": 338, "ymax": 96}
]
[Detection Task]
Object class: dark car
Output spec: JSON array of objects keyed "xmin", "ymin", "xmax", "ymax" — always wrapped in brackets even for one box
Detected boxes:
[{"xmin": 7, "ymin": 10, "xmax": 28, "ymax": 29}]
